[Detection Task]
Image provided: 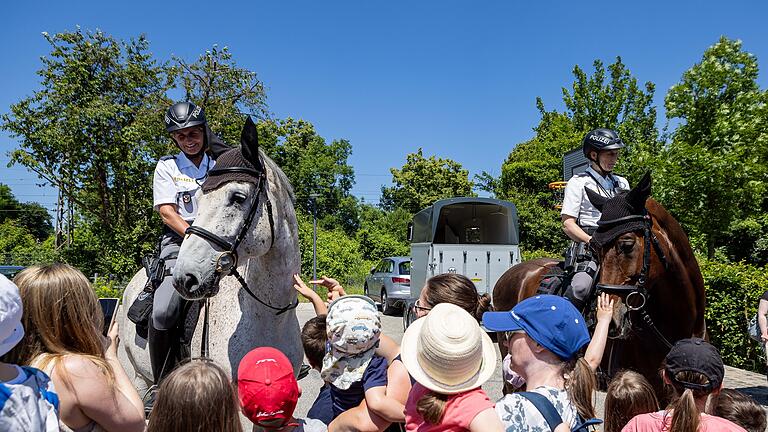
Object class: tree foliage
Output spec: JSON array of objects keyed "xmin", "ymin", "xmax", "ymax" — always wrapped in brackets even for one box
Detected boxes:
[
  {"xmin": 1, "ymin": 29, "xmax": 172, "ymax": 275},
  {"xmin": 381, "ymin": 148, "xmax": 474, "ymax": 214},
  {"xmin": 0, "ymin": 184, "xmax": 53, "ymax": 241},
  {"xmin": 658, "ymin": 37, "xmax": 768, "ymax": 258}
]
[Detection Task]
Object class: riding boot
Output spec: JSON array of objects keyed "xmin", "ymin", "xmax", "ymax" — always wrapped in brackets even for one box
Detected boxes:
[{"xmin": 148, "ymin": 323, "xmax": 177, "ymax": 385}]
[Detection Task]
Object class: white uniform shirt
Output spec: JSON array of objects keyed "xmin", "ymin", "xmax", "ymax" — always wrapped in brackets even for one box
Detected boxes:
[
  {"xmin": 152, "ymin": 152, "xmax": 214, "ymax": 222},
  {"xmin": 560, "ymin": 166, "xmax": 629, "ymax": 228}
]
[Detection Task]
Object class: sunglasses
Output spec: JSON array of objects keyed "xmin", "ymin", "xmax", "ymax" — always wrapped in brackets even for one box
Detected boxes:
[{"xmin": 413, "ymin": 299, "xmax": 432, "ymax": 314}]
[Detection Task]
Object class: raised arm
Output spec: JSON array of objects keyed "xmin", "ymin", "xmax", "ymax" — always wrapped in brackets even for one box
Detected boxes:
[{"xmin": 584, "ymin": 293, "xmax": 614, "ymax": 371}]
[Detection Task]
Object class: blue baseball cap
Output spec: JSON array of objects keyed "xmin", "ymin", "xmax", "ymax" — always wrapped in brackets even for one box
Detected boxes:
[{"xmin": 483, "ymin": 295, "xmax": 590, "ymax": 360}]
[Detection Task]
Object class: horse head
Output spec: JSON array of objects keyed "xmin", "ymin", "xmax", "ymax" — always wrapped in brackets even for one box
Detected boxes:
[
  {"xmin": 173, "ymin": 117, "xmax": 277, "ymax": 301},
  {"xmin": 586, "ymin": 173, "xmax": 668, "ymax": 340}
]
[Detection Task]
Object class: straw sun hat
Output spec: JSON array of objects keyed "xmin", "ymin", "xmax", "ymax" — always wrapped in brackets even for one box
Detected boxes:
[{"xmin": 400, "ymin": 302, "xmax": 497, "ymax": 394}]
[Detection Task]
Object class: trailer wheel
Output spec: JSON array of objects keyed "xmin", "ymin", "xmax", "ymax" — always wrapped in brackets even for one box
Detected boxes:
[{"xmin": 402, "ymin": 300, "xmax": 416, "ymax": 330}]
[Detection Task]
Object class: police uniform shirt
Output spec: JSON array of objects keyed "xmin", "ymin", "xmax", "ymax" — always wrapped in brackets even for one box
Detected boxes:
[
  {"xmin": 152, "ymin": 152, "xmax": 215, "ymax": 222},
  {"xmin": 560, "ymin": 166, "xmax": 629, "ymax": 228}
]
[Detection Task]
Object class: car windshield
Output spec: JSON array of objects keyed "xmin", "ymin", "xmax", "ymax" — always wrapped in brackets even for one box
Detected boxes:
[{"xmin": 398, "ymin": 261, "xmax": 410, "ymax": 275}]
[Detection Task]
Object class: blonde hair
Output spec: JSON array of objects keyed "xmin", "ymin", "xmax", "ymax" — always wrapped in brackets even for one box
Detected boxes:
[
  {"xmin": 564, "ymin": 357, "xmax": 597, "ymax": 420},
  {"xmin": 665, "ymin": 370, "xmax": 711, "ymax": 432},
  {"xmin": 4, "ymin": 263, "xmax": 114, "ymax": 385},
  {"xmin": 147, "ymin": 360, "xmax": 243, "ymax": 432},
  {"xmin": 604, "ymin": 370, "xmax": 659, "ymax": 432}
]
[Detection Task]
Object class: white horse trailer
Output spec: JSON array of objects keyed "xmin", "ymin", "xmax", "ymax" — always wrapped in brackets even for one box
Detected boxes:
[{"xmin": 403, "ymin": 197, "xmax": 521, "ymax": 329}]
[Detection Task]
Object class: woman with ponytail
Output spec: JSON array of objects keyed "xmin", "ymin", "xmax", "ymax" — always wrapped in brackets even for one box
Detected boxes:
[
  {"xmin": 622, "ymin": 338, "xmax": 745, "ymax": 432},
  {"xmin": 484, "ymin": 295, "xmax": 597, "ymax": 431}
]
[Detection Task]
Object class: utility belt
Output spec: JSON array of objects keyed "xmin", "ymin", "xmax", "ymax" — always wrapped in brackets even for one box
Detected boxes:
[{"xmin": 564, "ymin": 226, "xmax": 596, "ymax": 271}]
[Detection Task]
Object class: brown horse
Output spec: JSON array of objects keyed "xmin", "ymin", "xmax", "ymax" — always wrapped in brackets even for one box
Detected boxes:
[{"xmin": 492, "ymin": 173, "xmax": 706, "ymax": 397}]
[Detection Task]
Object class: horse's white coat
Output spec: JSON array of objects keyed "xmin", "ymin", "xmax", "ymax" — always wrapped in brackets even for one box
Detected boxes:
[{"xmin": 117, "ymin": 150, "xmax": 303, "ymax": 403}]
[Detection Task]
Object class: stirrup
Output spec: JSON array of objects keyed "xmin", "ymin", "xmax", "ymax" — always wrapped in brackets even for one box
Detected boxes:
[{"xmin": 143, "ymin": 385, "xmax": 159, "ymax": 418}]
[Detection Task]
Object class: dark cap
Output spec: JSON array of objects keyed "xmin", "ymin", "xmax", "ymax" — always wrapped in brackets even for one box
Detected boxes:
[{"xmin": 665, "ymin": 338, "xmax": 724, "ymax": 392}]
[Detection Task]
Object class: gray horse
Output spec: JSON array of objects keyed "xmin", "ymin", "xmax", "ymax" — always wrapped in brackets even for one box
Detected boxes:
[{"xmin": 117, "ymin": 118, "xmax": 303, "ymax": 404}]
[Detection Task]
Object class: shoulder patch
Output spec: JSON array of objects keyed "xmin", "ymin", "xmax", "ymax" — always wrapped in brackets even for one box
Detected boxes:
[
  {"xmin": 159, "ymin": 155, "xmax": 177, "ymax": 161},
  {"xmin": 573, "ymin": 172, "xmax": 590, "ymax": 178}
]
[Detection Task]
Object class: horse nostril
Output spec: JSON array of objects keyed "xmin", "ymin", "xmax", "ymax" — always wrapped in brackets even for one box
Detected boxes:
[{"xmin": 184, "ymin": 273, "xmax": 199, "ymax": 294}]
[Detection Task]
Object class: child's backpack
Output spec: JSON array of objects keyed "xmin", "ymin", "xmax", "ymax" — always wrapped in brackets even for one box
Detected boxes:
[{"xmin": 518, "ymin": 391, "xmax": 602, "ymax": 432}]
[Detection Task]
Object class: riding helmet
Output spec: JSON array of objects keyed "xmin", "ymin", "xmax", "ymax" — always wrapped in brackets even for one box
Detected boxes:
[
  {"xmin": 164, "ymin": 102, "xmax": 207, "ymax": 133},
  {"xmin": 581, "ymin": 128, "xmax": 625, "ymax": 158}
]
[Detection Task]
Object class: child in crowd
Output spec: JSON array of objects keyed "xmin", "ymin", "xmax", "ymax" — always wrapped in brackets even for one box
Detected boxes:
[
  {"xmin": 0, "ymin": 274, "xmax": 59, "ymax": 432},
  {"xmin": 301, "ymin": 315, "xmax": 333, "ymax": 425},
  {"xmin": 147, "ymin": 360, "xmax": 242, "ymax": 432},
  {"xmin": 322, "ymin": 296, "xmax": 404, "ymax": 422},
  {"xmin": 707, "ymin": 389, "xmax": 766, "ymax": 432},
  {"xmin": 400, "ymin": 302, "xmax": 502, "ymax": 431},
  {"xmin": 238, "ymin": 346, "xmax": 327, "ymax": 432},
  {"xmin": 603, "ymin": 370, "xmax": 659, "ymax": 432},
  {"xmin": 5, "ymin": 263, "xmax": 145, "ymax": 432},
  {"xmin": 622, "ymin": 338, "xmax": 746, "ymax": 432}
]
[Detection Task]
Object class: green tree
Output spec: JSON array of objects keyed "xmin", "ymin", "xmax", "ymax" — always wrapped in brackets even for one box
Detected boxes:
[
  {"xmin": 356, "ymin": 205, "xmax": 410, "ymax": 261},
  {"xmin": 0, "ymin": 184, "xmax": 53, "ymax": 241},
  {"xmin": 257, "ymin": 118, "xmax": 358, "ymax": 234},
  {"xmin": 0, "ymin": 219, "xmax": 59, "ymax": 266},
  {"xmin": 496, "ymin": 57, "xmax": 659, "ymax": 252},
  {"xmin": 1, "ymin": 29, "xmax": 172, "ymax": 276},
  {"xmin": 659, "ymin": 37, "xmax": 768, "ymax": 258},
  {"xmin": 381, "ymin": 148, "xmax": 474, "ymax": 214}
]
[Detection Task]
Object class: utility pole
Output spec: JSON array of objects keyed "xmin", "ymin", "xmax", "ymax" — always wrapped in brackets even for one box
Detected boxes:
[{"xmin": 309, "ymin": 193, "xmax": 320, "ymax": 290}]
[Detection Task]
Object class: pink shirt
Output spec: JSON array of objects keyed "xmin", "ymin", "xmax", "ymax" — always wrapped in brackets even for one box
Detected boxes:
[
  {"xmin": 622, "ymin": 410, "xmax": 747, "ymax": 432},
  {"xmin": 404, "ymin": 383, "xmax": 494, "ymax": 432}
]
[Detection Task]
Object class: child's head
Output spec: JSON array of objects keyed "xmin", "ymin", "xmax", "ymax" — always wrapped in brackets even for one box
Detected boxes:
[
  {"xmin": 147, "ymin": 360, "xmax": 242, "ymax": 432},
  {"xmin": 301, "ymin": 315, "xmax": 327, "ymax": 370},
  {"xmin": 604, "ymin": 370, "xmax": 659, "ymax": 432},
  {"xmin": 4, "ymin": 263, "xmax": 104, "ymax": 367},
  {"xmin": 401, "ymin": 303, "xmax": 496, "ymax": 423},
  {"xmin": 708, "ymin": 389, "xmax": 766, "ymax": 432},
  {"xmin": 0, "ymin": 275, "xmax": 24, "ymax": 360},
  {"xmin": 238, "ymin": 347, "xmax": 300, "ymax": 429},
  {"xmin": 662, "ymin": 338, "xmax": 724, "ymax": 432},
  {"xmin": 321, "ymin": 296, "xmax": 381, "ymax": 389}
]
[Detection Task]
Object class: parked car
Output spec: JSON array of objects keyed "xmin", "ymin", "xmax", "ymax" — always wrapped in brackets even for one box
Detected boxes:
[
  {"xmin": 364, "ymin": 256, "xmax": 410, "ymax": 315},
  {"xmin": 0, "ymin": 265, "xmax": 25, "ymax": 280}
]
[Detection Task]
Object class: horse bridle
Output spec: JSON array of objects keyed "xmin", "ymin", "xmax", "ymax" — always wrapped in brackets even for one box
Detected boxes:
[
  {"xmin": 185, "ymin": 164, "xmax": 298, "ymax": 315},
  {"xmin": 593, "ymin": 210, "xmax": 673, "ymax": 349}
]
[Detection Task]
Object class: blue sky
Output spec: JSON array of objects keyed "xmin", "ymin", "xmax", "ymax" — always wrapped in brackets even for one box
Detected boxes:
[{"xmin": 3, "ymin": 1, "xmax": 768, "ymax": 213}]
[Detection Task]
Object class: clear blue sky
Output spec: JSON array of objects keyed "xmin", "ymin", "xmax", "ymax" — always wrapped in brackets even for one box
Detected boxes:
[{"xmin": 3, "ymin": 0, "xmax": 768, "ymax": 213}]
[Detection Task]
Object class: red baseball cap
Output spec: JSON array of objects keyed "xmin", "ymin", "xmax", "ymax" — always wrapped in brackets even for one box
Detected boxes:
[{"xmin": 238, "ymin": 347, "xmax": 299, "ymax": 428}]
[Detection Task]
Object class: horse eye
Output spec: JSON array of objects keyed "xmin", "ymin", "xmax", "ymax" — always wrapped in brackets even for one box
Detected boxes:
[
  {"xmin": 618, "ymin": 240, "xmax": 635, "ymax": 254},
  {"xmin": 231, "ymin": 192, "xmax": 247, "ymax": 204}
]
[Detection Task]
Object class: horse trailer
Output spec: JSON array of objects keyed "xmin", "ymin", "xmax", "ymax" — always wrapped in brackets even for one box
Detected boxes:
[{"xmin": 402, "ymin": 197, "xmax": 521, "ymax": 329}]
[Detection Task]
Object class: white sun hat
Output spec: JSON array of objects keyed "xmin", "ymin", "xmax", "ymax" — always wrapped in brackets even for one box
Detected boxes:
[
  {"xmin": 400, "ymin": 302, "xmax": 497, "ymax": 394},
  {"xmin": 0, "ymin": 275, "xmax": 25, "ymax": 357}
]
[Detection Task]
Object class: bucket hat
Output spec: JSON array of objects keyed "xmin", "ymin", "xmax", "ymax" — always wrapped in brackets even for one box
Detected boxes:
[
  {"xmin": 401, "ymin": 302, "xmax": 497, "ymax": 394},
  {"xmin": 0, "ymin": 275, "xmax": 24, "ymax": 357}
]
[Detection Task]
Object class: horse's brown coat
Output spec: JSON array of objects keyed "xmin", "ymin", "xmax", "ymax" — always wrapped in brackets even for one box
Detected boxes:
[{"xmin": 492, "ymin": 184, "xmax": 705, "ymax": 399}]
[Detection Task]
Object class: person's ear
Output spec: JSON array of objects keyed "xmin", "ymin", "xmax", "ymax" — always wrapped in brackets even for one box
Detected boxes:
[
  {"xmin": 661, "ymin": 370, "xmax": 671, "ymax": 385},
  {"xmin": 298, "ymin": 386, "xmax": 303, "ymax": 398}
]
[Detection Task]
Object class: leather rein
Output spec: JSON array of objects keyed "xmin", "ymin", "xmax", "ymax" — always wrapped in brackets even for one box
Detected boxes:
[
  {"xmin": 593, "ymin": 210, "xmax": 674, "ymax": 349},
  {"xmin": 185, "ymin": 164, "xmax": 298, "ymax": 315}
]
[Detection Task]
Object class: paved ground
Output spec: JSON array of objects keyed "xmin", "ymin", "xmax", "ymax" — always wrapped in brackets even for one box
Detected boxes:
[{"xmin": 293, "ymin": 303, "xmax": 768, "ymax": 425}]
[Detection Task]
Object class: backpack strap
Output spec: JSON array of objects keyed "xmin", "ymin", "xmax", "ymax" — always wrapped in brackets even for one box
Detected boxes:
[{"xmin": 518, "ymin": 391, "xmax": 564, "ymax": 431}]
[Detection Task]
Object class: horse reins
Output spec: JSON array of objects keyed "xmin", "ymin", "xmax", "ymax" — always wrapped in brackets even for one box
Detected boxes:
[
  {"xmin": 594, "ymin": 210, "xmax": 673, "ymax": 350},
  {"xmin": 185, "ymin": 164, "xmax": 299, "ymax": 316}
]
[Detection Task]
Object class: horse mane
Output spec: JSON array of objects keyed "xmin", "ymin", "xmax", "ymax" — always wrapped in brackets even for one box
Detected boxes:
[
  {"xmin": 646, "ymin": 198, "xmax": 706, "ymax": 338},
  {"xmin": 259, "ymin": 148, "xmax": 295, "ymax": 204}
]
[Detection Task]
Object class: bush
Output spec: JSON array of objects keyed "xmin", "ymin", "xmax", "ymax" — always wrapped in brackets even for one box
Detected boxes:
[{"xmin": 699, "ymin": 258, "xmax": 767, "ymax": 372}]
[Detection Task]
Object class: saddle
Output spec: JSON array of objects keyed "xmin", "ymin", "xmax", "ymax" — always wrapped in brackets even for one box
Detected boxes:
[{"xmin": 536, "ymin": 262, "xmax": 569, "ymax": 297}]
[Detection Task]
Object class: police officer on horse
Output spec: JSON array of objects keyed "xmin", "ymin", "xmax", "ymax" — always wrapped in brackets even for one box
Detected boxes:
[
  {"xmin": 148, "ymin": 102, "xmax": 224, "ymax": 389},
  {"xmin": 560, "ymin": 128, "xmax": 629, "ymax": 311}
]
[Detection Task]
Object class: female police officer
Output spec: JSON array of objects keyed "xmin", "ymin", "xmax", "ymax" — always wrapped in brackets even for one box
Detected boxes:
[
  {"xmin": 148, "ymin": 101, "xmax": 216, "ymax": 389},
  {"xmin": 560, "ymin": 128, "xmax": 629, "ymax": 311}
]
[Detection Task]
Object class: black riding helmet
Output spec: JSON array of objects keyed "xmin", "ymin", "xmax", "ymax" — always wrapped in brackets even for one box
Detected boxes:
[
  {"xmin": 165, "ymin": 101, "xmax": 207, "ymax": 133},
  {"xmin": 582, "ymin": 128, "xmax": 625, "ymax": 173}
]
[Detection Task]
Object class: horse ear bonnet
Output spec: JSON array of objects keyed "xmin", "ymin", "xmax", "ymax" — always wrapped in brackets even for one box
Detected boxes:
[
  {"xmin": 590, "ymin": 172, "xmax": 652, "ymax": 249},
  {"xmin": 202, "ymin": 117, "xmax": 264, "ymax": 193}
]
